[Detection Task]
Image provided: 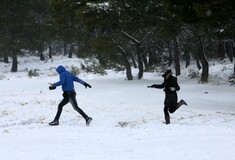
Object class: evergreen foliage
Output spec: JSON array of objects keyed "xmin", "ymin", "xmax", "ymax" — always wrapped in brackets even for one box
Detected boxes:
[{"xmin": 0, "ymin": 0, "xmax": 234, "ymax": 80}]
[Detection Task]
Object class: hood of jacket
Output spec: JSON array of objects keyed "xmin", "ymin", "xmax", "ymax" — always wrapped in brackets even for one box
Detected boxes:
[
  {"xmin": 56, "ymin": 65, "xmax": 66, "ymax": 74},
  {"xmin": 162, "ymin": 69, "xmax": 172, "ymax": 79}
]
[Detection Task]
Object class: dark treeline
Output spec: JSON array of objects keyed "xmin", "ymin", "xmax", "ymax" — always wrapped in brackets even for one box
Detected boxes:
[{"xmin": 0, "ymin": 0, "xmax": 234, "ymax": 82}]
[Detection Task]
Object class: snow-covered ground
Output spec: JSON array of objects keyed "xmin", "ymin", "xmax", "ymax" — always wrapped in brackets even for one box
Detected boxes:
[{"xmin": 0, "ymin": 56, "xmax": 235, "ymax": 160}]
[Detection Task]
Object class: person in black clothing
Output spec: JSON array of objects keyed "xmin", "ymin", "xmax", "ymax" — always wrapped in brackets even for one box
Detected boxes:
[{"xmin": 148, "ymin": 69, "xmax": 187, "ymax": 124}]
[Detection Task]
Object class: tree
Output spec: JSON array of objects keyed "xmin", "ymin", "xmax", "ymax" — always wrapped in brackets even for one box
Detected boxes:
[
  {"xmin": 30, "ymin": 0, "xmax": 54, "ymax": 61},
  {"xmin": 72, "ymin": 0, "xmax": 165, "ymax": 79},
  {"xmin": 51, "ymin": 0, "xmax": 87, "ymax": 58},
  {"xmin": 0, "ymin": 0, "xmax": 53, "ymax": 71},
  {"xmin": 163, "ymin": 0, "xmax": 235, "ymax": 82},
  {"xmin": 159, "ymin": 13, "xmax": 183, "ymax": 76}
]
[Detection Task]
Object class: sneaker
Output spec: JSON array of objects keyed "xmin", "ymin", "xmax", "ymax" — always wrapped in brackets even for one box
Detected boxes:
[
  {"xmin": 165, "ymin": 116, "xmax": 170, "ymax": 125},
  {"xmin": 49, "ymin": 120, "xmax": 59, "ymax": 126},
  {"xmin": 165, "ymin": 121, "xmax": 170, "ymax": 125},
  {"xmin": 180, "ymin": 99, "xmax": 187, "ymax": 106},
  {"xmin": 85, "ymin": 117, "xmax": 92, "ymax": 127}
]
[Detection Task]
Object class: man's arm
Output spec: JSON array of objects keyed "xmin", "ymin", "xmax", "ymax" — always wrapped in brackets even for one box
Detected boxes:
[
  {"xmin": 147, "ymin": 82, "xmax": 165, "ymax": 89},
  {"xmin": 53, "ymin": 74, "xmax": 66, "ymax": 87},
  {"xmin": 74, "ymin": 76, "xmax": 92, "ymax": 88},
  {"xmin": 74, "ymin": 76, "xmax": 86, "ymax": 85}
]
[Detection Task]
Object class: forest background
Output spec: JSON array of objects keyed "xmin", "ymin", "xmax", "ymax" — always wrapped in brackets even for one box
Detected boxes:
[{"xmin": 0, "ymin": 0, "xmax": 234, "ymax": 82}]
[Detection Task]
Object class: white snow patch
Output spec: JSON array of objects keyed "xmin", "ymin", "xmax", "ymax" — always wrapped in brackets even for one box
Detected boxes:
[{"xmin": 0, "ymin": 56, "xmax": 235, "ymax": 160}]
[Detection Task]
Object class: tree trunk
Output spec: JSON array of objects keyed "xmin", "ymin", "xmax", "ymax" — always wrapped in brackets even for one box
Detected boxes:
[
  {"xmin": 198, "ymin": 35, "xmax": 209, "ymax": 83},
  {"xmin": 233, "ymin": 40, "xmax": 235, "ymax": 58},
  {"xmin": 142, "ymin": 51, "xmax": 149, "ymax": 70},
  {"xmin": 3, "ymin": 51, "xmax": 9, "ymax": 63},
  {"xmin": 11, "ymin": 50, "xmax": 17, "ymax": 72},
  {"xmin": 234, "ymin": 62, "xmax": 235, "ymax": 75},
  {"xmin": 117, "ymin": 45, "xmax": 133, "ymax": 80},
  {"xmin": 136, "ymin": 43, "xmax": 144, "ymax": 79},
  {"xmin": 4, "ymin": 56, "xmax": 9, "ymax": 63},
  {"xmin": 183, "ymin": 45, "xmax": 190, "ymax": 68},
  {"xmin": 128, "ymin": 45, "xmax": 137, "ymax": 68},
  {"xmin": 195, "ymin": 50, "xmax": 202, "ymax": 70},
  {"xmin": 148, "ymin": 48, "xmax": 156, "ymax": 67},
  {"xmin": 168, "ymin": 44, "xmax": 172, "ymax": 67},
  {"xmin": 126, "ymin": 63, "xmax": 133, "ymax": 80},
  {"xmin": 121, "ymin": 31, "xmax": 145, "ymax": 79},
  {"xmin": 64, "ymin": 42, "xmax": 67, "ymax": 56},
  {"xmin": 218, "ymin": 39, "xmax": 225, "ymax": 60},
  {"xmin": 39, "ymin": 51, "xmax": 45, "ymax": 61},
  {"xmin": 131, "ymin": 52, "xmax": 137, "ymax": 68},
  {"xmin": 225, "ymin": 41, "xmax": 233, "ymax": 62},
  {"xmin": 233, "ymin": 40, "xmax": 235, "ymax": 75},
  {"xmin": 185, "ymin": 51, "xmax": 190, "ymax": 68},
  {"xmin": 129, "ymin": 45, "xmax": 137, "ymax": 68},
  {"xmin": 49, "ymin": 44, "xmax": 52, "ymax": 59},
  {"xmin": 68, "ymin": 45, "xmax": 74, "ymax": 58},
  {"xmin": 173, "ymin": 39, "xmax": 181, "ymax": 76}
]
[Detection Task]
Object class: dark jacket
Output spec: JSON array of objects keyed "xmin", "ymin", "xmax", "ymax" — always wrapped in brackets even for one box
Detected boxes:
[
  {"xmin": 52, "ymin": 65, "xmax": 85, "ymax": 92},
  {"xmin": 151, "ymin": 76, "xmax": 180, "ymax": 94}
]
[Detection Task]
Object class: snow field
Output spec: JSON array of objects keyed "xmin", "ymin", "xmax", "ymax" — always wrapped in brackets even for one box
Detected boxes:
[{"xmin": 0, "ymin": 56, "xmax": 235, "ymax": 160}]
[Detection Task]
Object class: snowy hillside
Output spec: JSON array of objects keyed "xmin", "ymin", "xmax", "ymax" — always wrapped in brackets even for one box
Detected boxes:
[{"xmin": 0, "ymin": 56, "xmax": 235, "ymax": 160}]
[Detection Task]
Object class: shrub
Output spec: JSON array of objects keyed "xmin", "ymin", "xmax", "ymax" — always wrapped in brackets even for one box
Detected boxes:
[
  {"xmin": 28, "ymin": 69, "xmax": 40, "ymax": 77},
  {"xmin": 70, "ymin": 65, "xmax": 80, "ymax": 75},
  {"xmin": 81, "ymin": 59, "xmax": 107, "ymax": 75}
]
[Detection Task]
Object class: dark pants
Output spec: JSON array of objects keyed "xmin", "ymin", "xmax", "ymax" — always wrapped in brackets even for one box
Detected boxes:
[
  {"xmin": 54, "ymin": 91, "xmax": 88, "ymax": 121},
  {"xmin": 163, "ymin": 93, "xmax": 178, "ymax": 123}
]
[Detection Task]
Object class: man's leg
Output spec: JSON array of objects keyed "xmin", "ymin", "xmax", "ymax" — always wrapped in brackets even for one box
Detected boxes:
[
  {"xmin": 54, "ymin": 98, "xmax": 69, "ymax": 120},
  {"xmin": 177, "ymin": 99, "xmax": 187, "ymax": 108},
  {"xmin": 169, "ymin": 99, "xmax": 187, "ymax": 114},
  {"xmin": 164, "ymin": 96, "xmax": 171, "ymax": 124},
  {"xmin": 164, "ymin": 106, "xmax": 170, "ymax": 124},
  {"xmin": 68, "ymin": 92, "xmax": 88, "ymax": 119},
  {"xmin": 68, "ymin": 92, "xmax": 92, "ymax": 126},
  {"xmin": 49, "ymin": 98, "xmax": 69, "ymax": 125},
  {"xmin": 167, "ymin": 94, "xmax": 178, "ymax": 114}
]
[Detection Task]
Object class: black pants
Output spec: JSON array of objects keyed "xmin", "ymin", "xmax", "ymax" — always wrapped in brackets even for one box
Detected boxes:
[
  {"xmin": 54, "ymin": 91, "xmax": 88, "ymax": 121},
  {"xmin": 163, "ymin": 93, "xmax": 178, "ymax": 122}
]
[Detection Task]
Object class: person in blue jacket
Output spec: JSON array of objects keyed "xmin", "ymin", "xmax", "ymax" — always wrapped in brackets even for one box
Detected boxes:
[{"xmin": 48, "ymin": 65, "xmax": 92, "ymax": 126}]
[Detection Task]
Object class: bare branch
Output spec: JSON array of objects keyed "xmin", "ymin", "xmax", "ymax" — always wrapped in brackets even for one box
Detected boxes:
[{"xmin": 121, "ymin": 31, "xmax": 141, "ymax": 44}]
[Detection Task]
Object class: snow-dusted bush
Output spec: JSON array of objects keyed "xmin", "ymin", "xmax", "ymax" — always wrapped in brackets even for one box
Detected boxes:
[
  {"xmin": 81, "ymin": 59, "xmax": 107, "ymax": 75},
  {"xmin": 69, "ymin": 65, "xmax": 80, "ymax": 75},
  {"xmin": 28, "ymin": 69, "xmax": 40, "ymax": 77},
  {"xmin": 188, "ymin": 68, "xmax": 200, "ymax": 78}
]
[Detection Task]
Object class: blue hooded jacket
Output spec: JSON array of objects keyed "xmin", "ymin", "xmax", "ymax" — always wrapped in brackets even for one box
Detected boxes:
[{"xmin": 53, "ymin": 65, "xmax": 85, "ymax": 91}]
